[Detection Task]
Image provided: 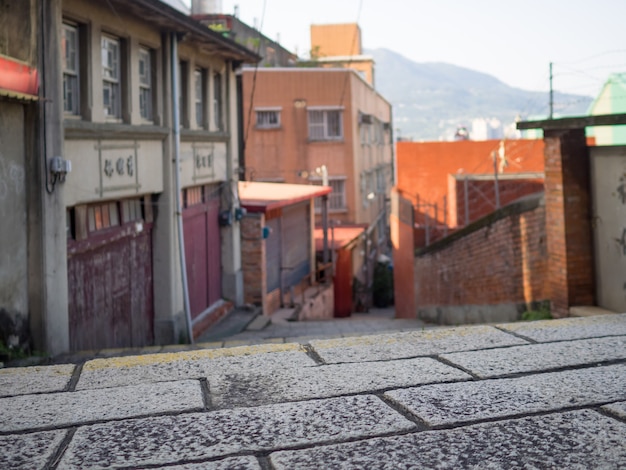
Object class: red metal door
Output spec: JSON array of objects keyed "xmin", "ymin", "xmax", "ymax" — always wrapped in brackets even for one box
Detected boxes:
[
  {"xmin": 183, "ymin": 186, "xmax": 222, "ymax": 319},
  {"xmin": 184, "ymin": 205, "xmax": 209, "ymax": 318}
]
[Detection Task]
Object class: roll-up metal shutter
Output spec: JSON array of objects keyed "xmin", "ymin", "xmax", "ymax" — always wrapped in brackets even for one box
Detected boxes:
[
  {"xmin": 281, "ymin": 203, "xmax": 310, "ymax": 288},
  {"xmin": 266, "ymin": 217, "xmax": 281, "ymax": 293}
]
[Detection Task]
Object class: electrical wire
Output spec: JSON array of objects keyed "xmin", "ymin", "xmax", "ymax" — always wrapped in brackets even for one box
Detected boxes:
[
  {"xmin": 242, "ymin": 0, "xmax": 268, "ymax": 158},
  {"xmin": 338, "ymin": 0, "xmax": 365, "ymax": 108}
]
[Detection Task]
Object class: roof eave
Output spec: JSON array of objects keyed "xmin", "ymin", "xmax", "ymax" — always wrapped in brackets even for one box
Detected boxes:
[{"xmin": 121, "ymin": 0, "xmax": 261, "ymax": 63}]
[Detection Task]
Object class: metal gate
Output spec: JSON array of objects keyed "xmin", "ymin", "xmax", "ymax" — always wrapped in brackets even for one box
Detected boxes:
[
  {"xmin": 281, "ymin": 204, "xmax": 310, "ymax": 288},
  {"xmin": 590, "ymin": 146, "xmax": 626, "ymax": 312},
  {"xmin": 183, "ymin": 184, "xmax": 222, "ymax": 318},
  {"xmin": 266, "ymin": 216, "xmax": 281, "ymax": 293}
]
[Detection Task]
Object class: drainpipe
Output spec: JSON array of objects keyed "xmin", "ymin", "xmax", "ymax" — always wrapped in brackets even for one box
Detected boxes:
[{"xmin": 171, "ymin": 32, "xmax": 194, "ymax": 344}]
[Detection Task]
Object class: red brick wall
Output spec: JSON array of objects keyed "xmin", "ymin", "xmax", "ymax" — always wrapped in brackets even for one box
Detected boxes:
[
  {"xmin": 414, "ymin": 195, "xmax": 548, "ymax": 309},
  {"xmin": 449, "ymin": 177, "xmax": 544, "ymax": 227},
  {"xmin": 391, "ymin": 190, "xmax": 416, "ymax": 318},
  {"xmin": 543, "ymin": 128, "xmax": 594, "ymax": 317},
  {"xmin": 241, "ymin": 214, "xmax": 267, "ymax": 311}
]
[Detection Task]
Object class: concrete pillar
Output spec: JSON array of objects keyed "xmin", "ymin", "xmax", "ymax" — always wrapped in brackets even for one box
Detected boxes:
[
  {"xmin": 543, "ymin": 127, "xmax": 595, "ymax": 317},
  {"xmin": 220, "ymin": 63, "xmax": 244, "ymax": 305},
  {"xmin": 30, "ymin": 0, "xmax": 70, "ymax": 355},
  {"xmin": 152, "ymin": 33, "xmax": 185, "ymax": 344},
  {"xmin": 240, "ymin": 213, "xmax": 267, "ymax": 310}
]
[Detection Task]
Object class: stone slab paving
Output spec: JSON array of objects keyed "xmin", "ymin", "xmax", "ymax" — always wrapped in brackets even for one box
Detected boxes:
[
  {"xmin": 385, "ymin": 363, "xmax": 626, "ymax": 426},
  {"xmin": 603, "ymin": 401, "xmax": 626, "ymax": 420},
  {"xmin": 441, "ymin": 335, "xmax": 626, "ymax": 378},
  {"xmin": 209, "ymin": 357, "xmax": 471, "ymax": 408},
  {"xmin": 76, "ymin": 343, "xmax": 315, "ymax": 390},
  {"xmin": 1, "ymin": 314, "xmax": 626, "ymax": 469},
  {"xmin": 0, "ymin": 430, "xmax": 67, "ymax": 470},
  {"xmin": 57, "ymin": 395, "xmax": 415, "ymax": 469},
  {"xmin": 497, "ymin": 313, "xmax": 626, "ymax": 342},
  {"xmin": 269, "ymin": 409, "xmax": 626, "ymax": 469},
  {"xmin": 0, "ymin": 379, "xmax": 204, "ymax": 432},
  {"xmin": 309, "ymin": 325, "xmax": 528, "ymax": 363},
  {"xmin": 136, "ymin": 456, "xmax": 262, "ymax": 469},
  {"xmin": 0, "ymin": 364, "xmax": 75, "ymax": 397}
]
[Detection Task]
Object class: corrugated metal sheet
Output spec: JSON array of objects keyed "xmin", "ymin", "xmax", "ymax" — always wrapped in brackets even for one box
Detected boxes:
[
  {"xmin": 281, "ymin": 203, "xmax": 310, "ymax": 288},
  {"xmin": 266, "ymin": 217, "xmax": 281, "ymax": 293}
]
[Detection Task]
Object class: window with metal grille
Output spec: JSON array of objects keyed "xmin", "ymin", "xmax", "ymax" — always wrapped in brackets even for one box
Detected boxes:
[
  {"xmin": 308, "ymin": 109, "xmax": 343, "ymax": 141},
  {"xmin": 313, "ymin": 178, "xmax": 347, "ymax": 212},
  {"xmin": 87, "ymin": 202, "xmax": 120, "ymax": 232},
  {"xmin": 102, "ymin": 35, "xmax": 121, "ymax": 119},
  {"xmin": 195, "ymin": 69, "xmax": 205, "ymax": 128},
  {"xmin": 256, "ymin": 109, "xmax": 281, "ymax": 129},
  {"xmin": 139, "ymin": 47, "xmax": 152, "ymax": 121},
  {"xmin": 63, "ymin": 23, "xmax": 80, "ymax": 115},
  {"xmin": 121, "ymin": 198, "xmax": 143, "ymax": 223},
  {"xmin": 213, "ymin": 72, "xmax": 223, "ymax": 131}
]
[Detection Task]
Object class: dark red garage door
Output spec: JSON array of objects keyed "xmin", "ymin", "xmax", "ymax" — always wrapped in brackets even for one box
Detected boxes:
[
  {"xmin": 183, "ymin": 184, "xmax": 222, "ymax": 319},
  {"xmin": 67, "ymin": 197, "xmax": 154, "ymax": 351}
]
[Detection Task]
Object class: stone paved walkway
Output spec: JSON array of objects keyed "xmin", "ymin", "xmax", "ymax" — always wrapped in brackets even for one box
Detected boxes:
[{"xmin": 1, "ymin": 313, "xmax": 625, "ymax": 469}]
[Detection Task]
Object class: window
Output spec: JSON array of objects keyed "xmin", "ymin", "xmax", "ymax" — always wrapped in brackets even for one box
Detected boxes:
[
  {"xmin": 138, "ymin": 47, "xmax": 152, "ymax": 121},
  {"xmin": 256, "ymin": 108, "xmax": 281, "ymax": 129},
  {"xmin": 178, "ymin": 61, "xmax": 188, "ymax": 128},
  {"xmin": 308, "ymin": 109, "xmax": 343, "ymax": 141},
  {"xmin": 62, "ymin": 23, "xmax": 80, "ymax": 115},
  {"xmin": 194, "ymin": 69, "xmax": 205, "ymax": 128},
  {"xmin": 121, "ymin": 198, "xmax": 143, "ymax": 223},
  {"xmin": 376, "ymin": 167, "xmax": 386, "ymax": 193},
  {"xmin": 313, "ymin": 177, "xmax": 347, "ymax": 212},
  {"xmin": 102, "ymin": 35, "xmax": 121, "ymax": 119},
  {"xmin": 87, "ymin": 202, "xmax": 120, "ymax": 232},
  {"xmin": 213, "ymin": 72, "xmax": 223, "ymax": 131}
]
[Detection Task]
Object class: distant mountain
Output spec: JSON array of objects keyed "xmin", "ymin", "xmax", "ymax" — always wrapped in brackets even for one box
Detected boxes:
[{"xmin": 368, "ymin": 48, "xmax": 593, "ymax": 141}]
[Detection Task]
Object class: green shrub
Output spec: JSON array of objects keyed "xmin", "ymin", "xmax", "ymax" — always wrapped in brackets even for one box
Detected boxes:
[{"xmin": 521, "ymin": 308, "xmax": 552, "ymax": 321}]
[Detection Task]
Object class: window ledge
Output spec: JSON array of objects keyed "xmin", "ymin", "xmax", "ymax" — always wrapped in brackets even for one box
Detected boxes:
[
  {"xmin": 307, "ymin": 139, "xmax": 345, "ymax": 144},
  {"xmin": 64, "ymin": 120, "xmax": 169, "ymax": 140},
  {"xmin": 180, "ymin": 129, "xmax": 230, "ymax": 142}
]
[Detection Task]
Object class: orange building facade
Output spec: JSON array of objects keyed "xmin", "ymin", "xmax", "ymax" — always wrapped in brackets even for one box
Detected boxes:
[{"xmin": 240, "ymin": 68, "xmax": 394, "ymax": 229}]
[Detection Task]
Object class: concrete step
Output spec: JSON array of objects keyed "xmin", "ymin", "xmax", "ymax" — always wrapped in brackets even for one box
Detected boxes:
[{"xmin": 570, "ymin": 305, "xmax": 618, "ymax": 317}]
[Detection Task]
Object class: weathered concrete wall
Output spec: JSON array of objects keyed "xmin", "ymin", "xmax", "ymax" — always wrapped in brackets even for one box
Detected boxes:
[
  {"xmin": 0, "ymin": 102, "xmax": 28, "ymax": 348},
  {"xmin": 0, "ymin": 0, "xmax": 36, "ymax": 63},
  {"xmin": 414, "ymin": 193, "xmax": 549, "ymax": 324}
]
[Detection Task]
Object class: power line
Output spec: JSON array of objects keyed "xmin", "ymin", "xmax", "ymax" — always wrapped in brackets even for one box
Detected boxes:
[
  {"xmin": 338, "ymin": 0, "xmax": 365, "ymax": 108},
  {"xmin": 243, "ymin": 0, "xmax": 268, "ymax": 151}
]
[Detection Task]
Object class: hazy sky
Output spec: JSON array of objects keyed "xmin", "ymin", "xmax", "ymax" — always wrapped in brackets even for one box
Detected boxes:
[{"xmin": 187, "ymin": 0, "xmax": 626, "ymax": 99}]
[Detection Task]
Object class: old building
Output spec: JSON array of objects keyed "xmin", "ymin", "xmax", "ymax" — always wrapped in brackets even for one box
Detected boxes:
[
  {"xmin": 240, "ymin": 67, "xmax": 393, "ymax": 310},
  {"xmin": 0, "ymin": 0, "xmax": 258, "ymax": 355}
]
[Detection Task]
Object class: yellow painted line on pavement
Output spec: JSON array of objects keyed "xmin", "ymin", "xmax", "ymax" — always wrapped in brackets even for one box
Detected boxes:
[
  {"xmin": 310, "ymin": 325, "xmax": 496, "ymax": 349},
  {"xmin": 0, "ymin": 364, "xmax": 75, "ymax": 376},
  {"xmin": 82, "ymin": 343, "xmax": 304, "ymax": 371}
]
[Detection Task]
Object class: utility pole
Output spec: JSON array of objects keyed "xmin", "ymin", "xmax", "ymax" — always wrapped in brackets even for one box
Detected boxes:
[{"xmin": 549, "ymin": 62, "xmax": 554, "ymax": 119}]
